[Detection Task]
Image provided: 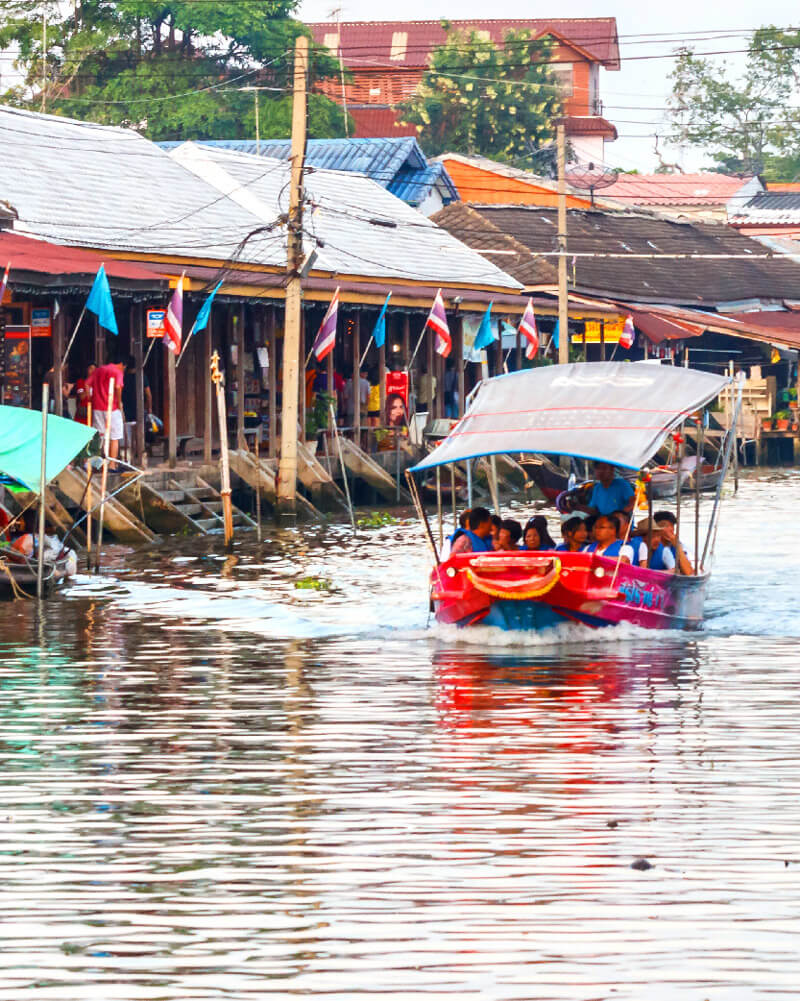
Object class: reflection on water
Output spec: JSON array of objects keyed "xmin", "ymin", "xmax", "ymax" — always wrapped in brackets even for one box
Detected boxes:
[{"xmin": 0, "ymin": 472, "xmax": 798, "ymax": 999}]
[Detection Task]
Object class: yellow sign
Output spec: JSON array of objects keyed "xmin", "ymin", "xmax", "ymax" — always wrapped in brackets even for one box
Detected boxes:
[{"xmin": 572, "ymin": 317, "xmax": 625, "ymax": 344}]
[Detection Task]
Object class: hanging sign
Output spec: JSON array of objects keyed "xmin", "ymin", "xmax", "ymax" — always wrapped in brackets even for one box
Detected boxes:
[
  {"xmin": 385, "ymin": 369, "xmax": 409, "ymax": 413},
  {"xmin": 146, "ymin": 309, "xmax": 166, "ymax": 338},
  {"xmin": 30, "ymin": 307, "xmax": 52, "ymax": 338}
]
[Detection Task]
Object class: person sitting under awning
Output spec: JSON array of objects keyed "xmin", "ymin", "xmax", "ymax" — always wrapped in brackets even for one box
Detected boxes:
[
  {"xmin": 578, "ymin": 462, "xmax": 635, "ymax": 517},
  {"xmin": 584, "ymin": 514, "xmax": 633, "ymax": 563}
]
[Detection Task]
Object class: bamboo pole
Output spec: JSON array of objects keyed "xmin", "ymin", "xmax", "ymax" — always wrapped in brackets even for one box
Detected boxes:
[
  {"xmin": 95, "ymin": 376, "xmax": 115, "ymax": 575},
  {"xmin": 37, "ymin": 383, "xmax": 49, "ymax": 599},
  {"xmin": 211, "ymin": 351, "xmax": 234, "ymax": 547}
]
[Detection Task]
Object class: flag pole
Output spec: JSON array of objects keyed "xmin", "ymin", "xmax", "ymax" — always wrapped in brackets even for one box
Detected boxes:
[
  {"xmin": 358, "ymin": 335, "xmax": 373, "ymax": 368},
  {"xmin": 61, "ymin": 304, "xmax": 87, "ymax": 368},
  {"xmin": 176, "ymin": 322, "xmax": 197, "ymax": 369}
]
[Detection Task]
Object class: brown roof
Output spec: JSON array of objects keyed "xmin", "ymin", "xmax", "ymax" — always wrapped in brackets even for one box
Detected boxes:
[
  {"xmin": 432, "ymin": 203, "xmax": 800, "ymax": 307},
  {"xmin": 307, "ymin": 18, "xmax": 620, "ymax": 69}
]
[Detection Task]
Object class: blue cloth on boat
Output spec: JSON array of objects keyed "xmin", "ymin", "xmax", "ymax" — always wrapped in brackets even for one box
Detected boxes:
[
  {"xmin": 586, "ymin": 539, "xmax": 634, "ymax": 561},
  {"xmin": 555, "ymin": 542, "xmax": 568, "ymax": 551},
  {"xmin": 588, "ymin": 477, "xmax": 634, "ymax": 515},
  {"xmin": 629, "ymin": 536, "xmax": 648, "ymax": 565}
]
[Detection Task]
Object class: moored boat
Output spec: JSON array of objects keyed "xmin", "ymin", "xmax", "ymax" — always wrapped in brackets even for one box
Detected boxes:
[{"xmin": 407, "ymin": 362, "xmax": 740, "ymax": 635}]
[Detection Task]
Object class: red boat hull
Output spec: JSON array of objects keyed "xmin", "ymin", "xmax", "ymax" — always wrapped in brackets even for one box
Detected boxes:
[{"xmin": 431, "ymin": 551, "xmax": 707, "ymax": 633}]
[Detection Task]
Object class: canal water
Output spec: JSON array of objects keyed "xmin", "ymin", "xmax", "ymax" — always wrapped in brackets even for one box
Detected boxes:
[{"xmin": 1, "ymin": 471, "xmax": 798, "ymax": 999}]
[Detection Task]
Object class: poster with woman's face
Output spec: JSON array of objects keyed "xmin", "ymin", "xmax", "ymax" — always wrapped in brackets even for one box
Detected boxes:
[{"xmin": 385, "ymin": 393, "xmax": 408, "ymax": 428}]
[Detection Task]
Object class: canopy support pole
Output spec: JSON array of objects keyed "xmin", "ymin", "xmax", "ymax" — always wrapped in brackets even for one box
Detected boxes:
[
  {"xmin": 450, "ymin": 464, "xmax": 457, "ymax": 530},
  {"xmin": 86, "ymin": 403, "xmax": 93, "ymax": 571},
  {"xmin": 702, "ymin": 378, "xmax": 743, "ymax": 569},
  {"xmin": 330, "ymin": 403, "xmax": 355, "ymax": 534},
  {"xmin": 37, "ymin": 383, "xmax": 49, "ymax": 600},
  {"xmin": 694, "ymin": 418, "xmax": 703, "ymax": 574},
  {"xmin": 436, "ymin": 466, "xmax": 443, "ymax": 550},
  {"xmin": 406, "ymin": 470, "xmax": 439, "ymax": 565},
  {"xmin": 675, "ymin": 425, "xmax": 684, "ymax": 575},
  {"xmin": 467, "ymin": 460, "xmax": 473, "ymax": 508}
]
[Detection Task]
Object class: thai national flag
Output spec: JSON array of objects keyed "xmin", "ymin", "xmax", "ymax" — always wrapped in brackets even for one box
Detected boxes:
[
  {"xmin": 426, "ymin": 289, "xmax": 451, "ymax": 357},
  {"xmin": 0, "ymin": 262, "xmax": 10, "ymax": 304},
  {"xmin": 312, "ymin": 286, "xmax": 339, "ymax": 361},
  {"xmin": 518, "ymin": 298, "xmax": 539, "ymax": 360},
  {"xmin": 163, "ymin": 272, "xmax": 184, "ymax": 354},
  {"xmin": 619, "ymin": 314, "xmax": 636, "ymax": 349}
]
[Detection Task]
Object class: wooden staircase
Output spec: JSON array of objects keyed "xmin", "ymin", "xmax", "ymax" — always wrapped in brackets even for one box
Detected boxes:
[
  {"xmin": 54, "ymin": 467, "xmax": 154, "ymax": 544},
  {"xmin": 162, "ymin": 475, "xmax": 256, "ymax": 534}
]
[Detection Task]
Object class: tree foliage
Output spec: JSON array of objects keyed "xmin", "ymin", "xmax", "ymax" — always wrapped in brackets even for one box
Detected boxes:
[
  {"xmin": 0, "ymin": 0, "xmax": 349, "ymax": 141},
  {"xmin": 667, "ymin": 26, "xmax": 800, "ymax": 176},
  {"xmin": 399, "ymin": 27, "xmax": 562, "ymax": 161}
]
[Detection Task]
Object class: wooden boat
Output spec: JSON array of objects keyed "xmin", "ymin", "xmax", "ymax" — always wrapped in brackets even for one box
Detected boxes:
[
  {"xmin": 0, "ymin": 548, "xmax": 72, "ymax": 600},
  {"xmin": 408, "ymin": 361, "xmax": 740, "ymax": 635}
]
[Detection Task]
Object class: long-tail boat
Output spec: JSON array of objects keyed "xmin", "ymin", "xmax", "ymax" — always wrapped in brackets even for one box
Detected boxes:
[{"xmin": 407, "ymin": 362, "xmax": 740, "ymax": 634}]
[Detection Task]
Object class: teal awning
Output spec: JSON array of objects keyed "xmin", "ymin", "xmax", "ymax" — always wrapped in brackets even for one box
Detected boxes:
[{"xmin": 0, "ymin": 405, "xmax": 95, "ymax": 495}]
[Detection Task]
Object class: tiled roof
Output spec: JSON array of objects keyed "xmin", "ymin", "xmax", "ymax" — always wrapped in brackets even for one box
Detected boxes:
[
  {"xmin": 603, "ymin": 172, "xmax": 752, "ymax": 206},
  {"xmin": 0, "ymin": 106, "xmax": 513, "ymax": 291},
  {"xmin": 562, "ymin": 115, "xmax": 618, "ymax": 139},
  {"xmin": 163, "ymin": 136, "xmax": 458, "ymax": 207},
  {"xmin": 432, "ymin": 202, "xmax": 800, "ymax": 306},
  {"xmin": 307, "ymin": 17, "xmax": 620, "ymax": 69}
]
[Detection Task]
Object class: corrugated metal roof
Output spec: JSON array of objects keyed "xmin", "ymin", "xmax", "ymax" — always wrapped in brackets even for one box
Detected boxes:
[
  {"xmin": 0, "ymin": 231, "xmax": 162, "ymax": 285},
  {"xmin": 171, "ymin": 142, "xmax": 516, "ymax": 287},
  {"xmin": 730, "ymin": 192, "xmax": 800, "ymax": 224},
  {"xmin": 0, "ymin": 107, "xmax": 514, "ymax": 291},
  {"xmin": 307, "ymin": 18, "xmax": 620, "ymax": 69},
  {"xmin": 161, "ymin": 136, "xmax": 457, "ymax": 206}
]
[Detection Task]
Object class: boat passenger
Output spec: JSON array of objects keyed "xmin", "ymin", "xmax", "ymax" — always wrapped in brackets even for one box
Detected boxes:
[
  {"xmin": 488, "ymin": 512, "xmax": 500, "ymax": 552},
  {"xmin": 450, "ymin": 507, "xmax": 494, "ymax": 556},
  {"xmin": 635, "ymin": 518, "xmax": 676, "ymax": 572},
  {"xmin": 441, "ymin": 509, "xmax": 471, "ymax": 560},
  {"xmin": 522, "ymin": 515, "xmax": 557, "ymax": 552},
  {"xmin": 497, "ymin": 519, "xmax": 523, "ymax": 550},
  {"xmin": 556, "ymin": 514, "xmax": 589, "ymax": 553},
  {"xmin": 585, "ymin": 514, "xmax": 633, "ymax": 563},
  {"xmin": 579, "ymin": 462, "xmax": 635, "ymax": 517},
  {"xmin": 652, "ymin": 511, "xmax": 694, "ymax": 575},
  {"xmin": 614, "ymin": 509, "xmax": 647, "ymax": 567}
]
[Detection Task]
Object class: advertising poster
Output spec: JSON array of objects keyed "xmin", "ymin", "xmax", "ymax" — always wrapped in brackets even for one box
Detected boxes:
[
  {"xmin": 385, "ymin": 370, "xmax": 409, "ymax": 427},
  {"xmin": 30, "ymin": 307, "xmax": 52, "ymax": 338}
]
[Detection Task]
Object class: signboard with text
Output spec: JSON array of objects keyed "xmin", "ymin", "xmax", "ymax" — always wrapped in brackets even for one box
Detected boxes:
[
  {"xmin": 147, "ymin": 308, "xmax": 166, "ymax": 339},
  {"xmin": 30, "ymin": 307, "xmax": 51, "ymax": 338}
]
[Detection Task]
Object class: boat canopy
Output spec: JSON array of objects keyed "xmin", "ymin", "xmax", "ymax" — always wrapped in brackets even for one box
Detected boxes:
[
  {"xmin": 0, "ymin": 405, "xmax": 95, "ymax": 495},
  {"xmin": 410, "ymin": 362, "xmax": 730, "ymax": 473}
]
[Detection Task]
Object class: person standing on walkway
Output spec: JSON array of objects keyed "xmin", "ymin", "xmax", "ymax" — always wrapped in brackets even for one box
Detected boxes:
[{"xmin": 86, "ymin": 351, "xmax": 125, "ymax": 469}]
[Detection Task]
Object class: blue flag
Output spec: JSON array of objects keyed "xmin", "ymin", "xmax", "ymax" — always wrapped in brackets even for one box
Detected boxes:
[
  {"xmin": 85, "ymin": 264, "xmax": 118, "ymax": 336},
  {"xmin": 190, "ymin": 280, "xmax": 223, "ymax": 335},
  {"xmin": 552, "ymin": 319, "xmax": 559, "ymax": 350},
  {"xmin": 473, "ymin": 303, "xmax": 496, "ymax": 351},
  {"xmin": 372, "ymin": 293, "xmax": 391, "ymax": 349}
]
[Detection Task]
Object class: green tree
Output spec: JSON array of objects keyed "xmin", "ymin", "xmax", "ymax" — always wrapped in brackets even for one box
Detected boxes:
[
  {"xmin": 0, "ymin": 0, "xmax": 349, "ymax": 141},
  {"xmin": 399, "ymin": 27, "xmax": 562, "ymax": 161},
  {"xmin": 666, "ymin": 26, "xmax": 800, "ymax": 176}
]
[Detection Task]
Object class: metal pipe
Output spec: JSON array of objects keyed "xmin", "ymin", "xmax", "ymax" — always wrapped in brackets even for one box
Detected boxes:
[
  {"xmin": 694, "ymin": 417, "xmax": 703, "ymax": 574},
  {"xmin": 675, "ymin": 425, "xmax": 684, "ymax": 574},
  {"xmin": 95, "ymin": 376, "xmax": 115, "ymax": 575},
  {"xmin": 702, "ymin": 378, "xmax": 743, "ymax": 568},
  {"xmin": 36, "ymin": 383, "xmax": 49, "ymax": 599},
  {"xmin": 405, "ymin": 469, "xmax": 439, "ymax": 565},
  {"xmin": 330, "ymin": 404, "xmax": 355, "ymax": 534},
  {"xmin": 450, "ymin": 464, "xmax": 457, "ymax": 530},
  {"xmin": 436, "ymin": 466, "xmax": 443, "ymax": 550}
]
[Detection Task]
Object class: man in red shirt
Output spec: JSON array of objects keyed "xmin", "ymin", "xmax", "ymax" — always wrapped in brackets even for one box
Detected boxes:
[{"xmin": 86, "ymin": 352, "xmax": 125, "ymax": 467}]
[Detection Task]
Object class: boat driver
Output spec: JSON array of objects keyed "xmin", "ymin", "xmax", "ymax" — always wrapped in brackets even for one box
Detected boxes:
[
  {"xmin": 450, "ymin": 507, "xmax": 494, "ymax": 555},
  {"xmin": 578, "ymin": 462, "xmax": 635, "ymax": 517}
]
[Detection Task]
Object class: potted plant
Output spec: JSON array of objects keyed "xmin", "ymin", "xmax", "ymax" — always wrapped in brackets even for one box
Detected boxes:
[
  {"xmin": 775, "ymin": 410, "xmax": 791, "ymax": 431},
  {"xmin": 762, "ymin": 415, "xmax": 773, "ymax": 431}
]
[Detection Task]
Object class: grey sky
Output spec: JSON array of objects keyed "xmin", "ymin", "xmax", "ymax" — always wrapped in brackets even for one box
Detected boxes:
[{"xmin": 296, "ymin": 0, "xmax": 800, "ymax": 172}]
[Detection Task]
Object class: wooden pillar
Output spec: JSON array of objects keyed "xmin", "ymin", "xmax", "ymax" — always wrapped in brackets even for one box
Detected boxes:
[
  {"xmin": 203, "ymin": 309, "xmax": 213, "ymax": 464},
  {"xmin": 167, "ymin": 349, "xmax": 177, "ymax": 468},
  {"xmin": 94, "ymin": 317, "xmax": 104, "ymax": 366},
  {"xmin": 600, "ymin": 319, "xmax": 606, "ymax": 361},
  {"xmin": 133, "ymin": 303, "xmax": 145, "ymax": 465},
  {"xmin": 353, "ymin": 311, "xmax": 361, "ymax": 443},
  {"xmin": 299, "ymin": 306, "xmax": 306, "ymax": 444},
  {"xmin": 402, "ymin": 312, "xmax": 410, "ymax": 362},
  {"xmin": 236, "ymin": 305, "xmax": 245, "ymax": 449},
  {"xmin": 268, "ymin": 306, "xmax": 277, "ymax": 458},
  {"xmin": 455, "ymin": 316, "xmax": 465, "ymax": 417},
  {"xmin": 426, "ymin": 317, "xmax": 434, "ymax": 418},
  {"xmin": 53, "ymin": 299, "xmax": 64, "ymax": 418},
  {"xmin": 378, "ymin": 330, "xmax": 386, "ymax": 425}
]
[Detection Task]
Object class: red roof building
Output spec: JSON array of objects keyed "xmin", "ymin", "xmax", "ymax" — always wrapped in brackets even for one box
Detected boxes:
[
  {"xmin": 308, "ymin": 17, "xmax": 620, "ymax": 159},
  {"xmin": 603, "ymin": 172, "xmax": 763, "ymax": 221}
]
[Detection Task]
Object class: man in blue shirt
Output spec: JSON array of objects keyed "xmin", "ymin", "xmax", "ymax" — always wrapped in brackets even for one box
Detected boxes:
[{"xmin": 581, "ymin": 462, "xmax": 635, "ymax": 517}]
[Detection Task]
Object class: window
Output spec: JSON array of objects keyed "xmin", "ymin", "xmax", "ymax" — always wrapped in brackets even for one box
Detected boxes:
[
  {"xmin": 390, "ymin": 31, "xmax": 408, "ymax": 61},
  {"xmin": 323, "ymin": 32, "xmax": 339, "ymax": 55},
  {"xmin": 547, "ymin": 62, "xmax": 573, "ymax": 97}
]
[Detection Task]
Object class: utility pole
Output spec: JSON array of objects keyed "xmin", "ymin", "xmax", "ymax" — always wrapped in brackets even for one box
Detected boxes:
[
  {"xmin": 277, "ymin": 34, "xmax": 309, "ymax": 516},
  {"xmin": 557, "ymin": 121, "xmax": 569, "ymax": 365}
]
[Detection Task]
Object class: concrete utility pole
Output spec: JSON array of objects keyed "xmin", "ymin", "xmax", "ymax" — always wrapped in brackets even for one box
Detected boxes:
[
  {"xmin": 277, "ymin": 34, "xmax": 309, "ymax": 515},
  {"xmin": 556, "ymin": 121, "xmax": 569, "ymax": 365}
]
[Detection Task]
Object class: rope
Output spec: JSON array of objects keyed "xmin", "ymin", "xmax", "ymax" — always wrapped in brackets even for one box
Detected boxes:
[{"xmin": 0, "ymin": 556, "xmax": 31, "ymax": 600}]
